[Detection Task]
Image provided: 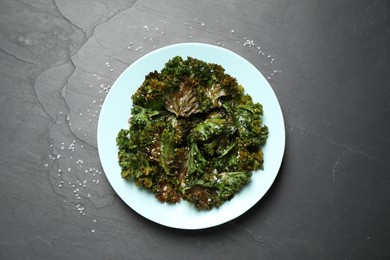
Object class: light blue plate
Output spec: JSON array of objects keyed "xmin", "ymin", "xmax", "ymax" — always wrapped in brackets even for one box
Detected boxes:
[{"xmin": 97, "ymin": 43, "xmax": 285, "ymax": 229}]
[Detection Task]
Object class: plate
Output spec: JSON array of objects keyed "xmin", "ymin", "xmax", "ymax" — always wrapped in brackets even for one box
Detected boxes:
[{"xmin": 97, "ymin": 43, "xmax": 285, "ymax": 229}]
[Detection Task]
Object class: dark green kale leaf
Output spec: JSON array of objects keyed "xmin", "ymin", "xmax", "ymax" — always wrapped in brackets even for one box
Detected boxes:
[
  {"xmin": 181, "ymin": 171, "xmax": 252, "ymax": 209},
  {"xmin": 215, "ymin": 171, "xmax": 252, "ymax": 201}
]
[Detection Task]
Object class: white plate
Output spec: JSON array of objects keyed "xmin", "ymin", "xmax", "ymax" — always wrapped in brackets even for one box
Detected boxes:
[{"xmin": 97, "ymin": 43, "xmax": 285, "ymax": 229}]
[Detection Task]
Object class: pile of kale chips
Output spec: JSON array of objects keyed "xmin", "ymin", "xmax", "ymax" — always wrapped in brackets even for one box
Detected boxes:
[{"xmin": 117, "ymin": 56, "xmax": 268, "ymax": 210}]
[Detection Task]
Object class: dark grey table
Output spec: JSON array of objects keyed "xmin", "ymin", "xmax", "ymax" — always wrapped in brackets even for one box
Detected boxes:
[{"xmin": 1, "ymin": 0, "xmax": 389, "ymax": 259}]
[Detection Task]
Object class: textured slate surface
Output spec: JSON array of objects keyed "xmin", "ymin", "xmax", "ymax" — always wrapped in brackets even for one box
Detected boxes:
[{"xmin": 1, "ymin": 0, "xmax": 389, "ymax": 259}]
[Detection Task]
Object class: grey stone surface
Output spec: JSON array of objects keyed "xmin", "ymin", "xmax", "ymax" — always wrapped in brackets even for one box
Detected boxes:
[{"xmin": 1, "ymin": 0, "xmax": 390, "ymax": 259}]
